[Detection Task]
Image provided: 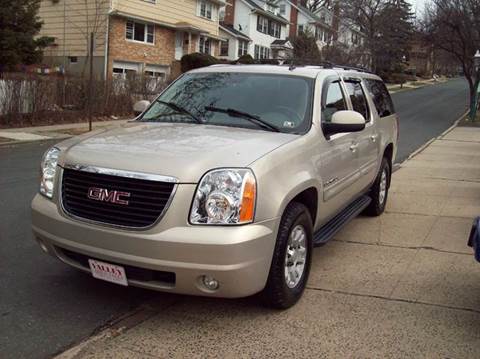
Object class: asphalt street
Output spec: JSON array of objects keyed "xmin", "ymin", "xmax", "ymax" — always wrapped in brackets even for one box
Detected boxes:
[
  {"xmin": 0, "ymin": 78, "xmax": 469, "ymax": 359},
  {"xmin": 392, "ymin": 77, "xmax": 469, "ymax": 162}
]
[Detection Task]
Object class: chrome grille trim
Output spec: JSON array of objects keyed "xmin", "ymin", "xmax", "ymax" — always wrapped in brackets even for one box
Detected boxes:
[{"xmin": 59, "ymin": 165, "xmax": 178, "ymax": 231}]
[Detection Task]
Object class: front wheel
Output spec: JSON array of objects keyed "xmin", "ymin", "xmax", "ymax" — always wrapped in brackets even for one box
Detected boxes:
[
  {"xmin": 262, "ymin": 202, "xmax": 313, "ymax": 309},
  {"xmin": 365, "ymin": 157, "xmax": 390, "ymax": 216}
]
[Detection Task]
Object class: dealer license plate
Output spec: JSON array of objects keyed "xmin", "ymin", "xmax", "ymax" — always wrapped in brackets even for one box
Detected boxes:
[{"xmin": 88, "ymin": 259, "xmax": 128, "ymax": 286}]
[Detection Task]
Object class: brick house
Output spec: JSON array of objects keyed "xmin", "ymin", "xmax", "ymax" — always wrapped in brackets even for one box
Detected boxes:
[{"xmin": 38, "ymin": 0, "xmax": 226, "ymax": 80}]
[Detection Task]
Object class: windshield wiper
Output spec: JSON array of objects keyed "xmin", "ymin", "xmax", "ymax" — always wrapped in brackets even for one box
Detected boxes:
[
  {"xmin": 205, "ymin": 106, "xmax": 280, "ymax": 132},
  {"xmin": 151, "ymin": 100, "xmax": 202, "ymax": 124}
]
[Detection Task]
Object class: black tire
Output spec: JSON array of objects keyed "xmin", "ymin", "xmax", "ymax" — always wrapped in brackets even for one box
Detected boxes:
[
  {"xmin": 365, "ymin": 157, "xmax": 391, "ymax": 216},
  {"xmin": 262, "ymin": 202, "xmax": 313, "ymax": 309}
]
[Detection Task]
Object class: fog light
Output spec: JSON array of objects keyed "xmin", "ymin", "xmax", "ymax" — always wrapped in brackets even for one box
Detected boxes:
[
  {"xmin": 37, "ymin": 238, "xmax": 49, "ymax": 254},
  {"xmin": 202, "ymin": 275, "xmax": 219, "ymax": 291}
]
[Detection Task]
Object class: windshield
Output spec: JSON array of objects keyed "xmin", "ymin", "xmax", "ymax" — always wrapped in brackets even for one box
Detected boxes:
[{"xmin": 139, "ymin": 72, "xmax": 314, "ymax": 134}]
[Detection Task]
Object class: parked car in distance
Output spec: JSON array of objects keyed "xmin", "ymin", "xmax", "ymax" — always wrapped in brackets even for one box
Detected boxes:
[{"xmin": 32, "ymin": 64, "xmax": 398, "ymax": 309}]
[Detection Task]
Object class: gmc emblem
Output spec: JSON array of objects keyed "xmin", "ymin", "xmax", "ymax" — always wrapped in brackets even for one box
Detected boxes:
[{"xmin": 87, "ymin": 187, "xmax": 131, "ymax": 205}]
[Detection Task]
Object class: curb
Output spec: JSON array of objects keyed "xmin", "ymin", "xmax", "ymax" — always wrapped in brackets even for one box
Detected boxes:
[
  {"xmin": 0, "ymin": 135, "xmax": 72, "ymax": 148},
  {"xmin": 439, "ymin": 110, "xmax": 468, "ymax": 138},
  {"xmin": 54, "ymin": 297, "xmax": 178, "ymax": 359},
  {"xmin": 397, "ymin": 109, "xmax": 468, "ymax": 168}
]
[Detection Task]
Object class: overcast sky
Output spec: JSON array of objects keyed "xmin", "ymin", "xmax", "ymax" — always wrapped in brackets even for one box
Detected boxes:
[{"xmin": 409, "ymin": 0, "xmax": 428, "ymax": 15}]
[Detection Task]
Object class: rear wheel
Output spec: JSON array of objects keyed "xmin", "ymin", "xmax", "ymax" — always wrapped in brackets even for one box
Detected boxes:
[
  {"xmin": 262, "ymin": 202, "xmax": 313, "ymax": 309},
  {"xmin": 365, "ymin": 157, "xmax": 390, "ymax": 216}
]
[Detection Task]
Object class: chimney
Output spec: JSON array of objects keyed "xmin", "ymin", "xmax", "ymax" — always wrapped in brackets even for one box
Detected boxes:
[
  {"xmin": 224, "ymin": 0, "xmax": 235, "ymax": 26},
  {"xmin": 289, "ymin": 0, "xmax": 299, "ymax": 38}
]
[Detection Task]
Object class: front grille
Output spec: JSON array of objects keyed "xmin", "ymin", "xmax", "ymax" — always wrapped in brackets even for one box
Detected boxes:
[
  {"xmin": 61, "ymin": 168, "xmax": 175, "ymax": 228},
  {"xmin": 57, "ymin": 247, "xmax": 176, "ymax": 286}
]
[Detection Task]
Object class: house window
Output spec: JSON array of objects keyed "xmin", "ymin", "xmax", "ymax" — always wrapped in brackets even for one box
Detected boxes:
[
  {"xmin": 69, "ymin": 56, "xmax": 78, "ymax": 64},
  {"xmin": 198, "ymin": 0, "xmax": 213, "ymax": 20},
  {"xmin": 257, "ymin": 15, "xmax": 281, "ymax": 38},
  {"xmin": 298, "ymin": 25, "xmax": 304, "ymax": 34},
  {"xmin": 112, "ymin": 66, "xmax": 138, "ymax": 80},
  {"xmin": 220, "ymin": 39, "xmax": 229, "ymax": 56},
  {"xmin": 269, "ymin": 21, "xmax": 281, "ymax": 38},
  {"xmin": 238, "ymin": 40, "xmax": 248, "ymax": 57},
  {"xmin": 257, "ymin": 16, "xmax": 269, "ymax": 33},
  {"xmin": 145, "ymin": 65, "xmax": 168, "ymax": 92},
  {"xmin": 279, "ymin": 3, "xmax": 286, "ymax": 15},
  {"xmin": 254, "ymin": 45, "xmax": 270, "ymax": 60},
  {"xmin": 126, "ymin": 21, "xmax": 154, "ymax": 44},
  {"xmin": 199, "ymin": 37, "xmax": 211, "ymax": 54}
]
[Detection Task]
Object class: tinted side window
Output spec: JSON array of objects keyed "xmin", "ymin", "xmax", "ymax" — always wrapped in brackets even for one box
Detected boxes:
[
  {"xmin": 322, "ymin": 81, "xmax": 346, "ymax": 123},
  {"xmin": 365, "ymin": 79, "xmax": 395, "ymax": 118},
  {"xmin": 344, "ymin": 81, "xmax": 369, "ymax": 122}
]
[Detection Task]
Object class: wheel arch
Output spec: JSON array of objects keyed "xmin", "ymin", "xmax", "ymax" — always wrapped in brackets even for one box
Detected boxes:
[
  {"xmin": 279, "ymin": 184, "xmax": 319, "ymax": 228},
  {"xmin": 383, "ymin": 143, "xmax": 394, "ymax": 186}
]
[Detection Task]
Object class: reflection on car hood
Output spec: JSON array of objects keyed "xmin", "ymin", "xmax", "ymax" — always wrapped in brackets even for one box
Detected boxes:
[{"xmin": 59, "ymin": 122, "xmax": 298, "ymax": 183}]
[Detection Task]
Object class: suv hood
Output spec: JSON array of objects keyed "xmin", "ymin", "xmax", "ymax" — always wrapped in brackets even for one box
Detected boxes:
[{"xmin": 59, "ymin": 122, "xmax": 297, "ymax": 183}]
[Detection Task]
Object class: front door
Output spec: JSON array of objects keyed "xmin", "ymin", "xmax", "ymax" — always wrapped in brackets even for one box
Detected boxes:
[
  {"xmin": 316, "ymin": 78, "xmax": 362, "ymax": 225},
  {"xmin": 175, "ymin": 32, "xmax": 183, "ymax": 60}
]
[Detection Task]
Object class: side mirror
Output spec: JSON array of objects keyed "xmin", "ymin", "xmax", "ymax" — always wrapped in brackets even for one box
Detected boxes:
[
  {"xmin": 323, "ymin": 110, "xmax": 366, "ymax": 136},
  {"xmin": 133, "ymin": 100, "xmax": 151, "ymax": 116}
]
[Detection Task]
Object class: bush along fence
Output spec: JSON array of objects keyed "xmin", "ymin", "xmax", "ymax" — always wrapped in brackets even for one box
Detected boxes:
[{"xmin": 0, "ymin": 73, "xmax": 169, "ymax": 129}]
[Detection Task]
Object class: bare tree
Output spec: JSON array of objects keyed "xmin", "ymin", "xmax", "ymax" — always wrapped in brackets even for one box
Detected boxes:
[
  {"xmin": 339, "ymin": 0, "xmax": 413, "ymax": 73},
  {"xmin": 64, "ymin": 0, "xmax": 109, "ymax": 129},
  {"xmin": 64, "ymin": 0, "xmax": 109, "ymax": 76},
  {"xmin": 424, "ymin": 0, "xmax": 480, "ymax": 120},
  {"xmin": 306, "ymin": 0, "xmax": 333, "ymax": 11},
  {"xmin": 291, "ymin": 29, "xmax": 322, "ymax": 65}
]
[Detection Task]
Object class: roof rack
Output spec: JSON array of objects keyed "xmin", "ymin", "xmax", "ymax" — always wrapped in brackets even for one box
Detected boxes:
[
  {"xmin": 222, "ymin": 61, "xmax": 374, "ymax": 74},
  {"xmin": 335, "ymin": 64, "xmax": 373, "ymax": 74},
  {"xmin": 280, "ymin": 61, "xmax": 373, "ymax": 74}
]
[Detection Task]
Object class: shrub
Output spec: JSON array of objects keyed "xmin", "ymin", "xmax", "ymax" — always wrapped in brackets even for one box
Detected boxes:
[
  {"xmin": 0, "ymin": 73, "xmax": 170, "ymax": 128},
  {"xmin": 180, "ymin": 52, "xmax": 219, "ymax": 72},
  {"xmin": 389, "ymin": 72, "xmax": 407, "ymax": 85},
  {"xmin": 236, "ymin": 54, "xmax": 255, "ymax": 64}
]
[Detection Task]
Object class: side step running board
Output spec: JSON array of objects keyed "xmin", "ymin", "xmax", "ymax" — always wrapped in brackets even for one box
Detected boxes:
[{"xmin": 313, "ymin": 195, "xmax": 372, "ymax": 246}]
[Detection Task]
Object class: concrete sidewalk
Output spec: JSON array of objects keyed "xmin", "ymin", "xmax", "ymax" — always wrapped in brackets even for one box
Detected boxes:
[
  {"xmin": 0, "ymin": 119, "xmax": 128, "ymax": 145},
  {"xmin": 58, "ymin": 126, "xmax": 480, "ymax": 359},
  {"xmin": 386, "ymin": 77, "xmax": 450, "ymax": 94}
]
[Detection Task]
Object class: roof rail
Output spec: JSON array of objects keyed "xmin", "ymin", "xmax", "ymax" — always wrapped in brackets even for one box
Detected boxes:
[{"xmin": 332, "ymin": 64, "xmax": 374, "ymax": 74}]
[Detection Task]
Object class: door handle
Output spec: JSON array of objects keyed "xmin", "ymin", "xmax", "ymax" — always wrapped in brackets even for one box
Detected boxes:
[
  {"xmin": 349, "ymin": 143, "xmax": 358, "ymax": 152},
  {"xmin": 370, "ymin": 134, "xmax": 378, "ymax": 142}
]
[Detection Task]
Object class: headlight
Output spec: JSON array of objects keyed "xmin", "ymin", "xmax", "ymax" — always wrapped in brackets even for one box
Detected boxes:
[
  {"xmin": 190, "ymin": 168, "xmax": 256, "ymax": 225},
  {"xmin": 40, "ymin": 147, "xmax": 61, "ymax": 198}
]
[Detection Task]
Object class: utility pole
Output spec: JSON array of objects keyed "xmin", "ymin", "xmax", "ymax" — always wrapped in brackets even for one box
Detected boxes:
[
  {"xmin": 89, "ymin": 32, "xmax": 94, "ymax": 131},
  {"xmin": 469, "ymin": 50, "xmax": 480, "ymax": 122}
]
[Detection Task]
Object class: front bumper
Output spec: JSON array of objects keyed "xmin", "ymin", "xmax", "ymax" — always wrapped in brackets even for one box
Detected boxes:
[
  {"xmin": 468, "ymin": 217, "xmax": 480, "ymax": 263},
  {"xmin": 31, "ymin": 193, "xmax": 279, "ymax": 298}
]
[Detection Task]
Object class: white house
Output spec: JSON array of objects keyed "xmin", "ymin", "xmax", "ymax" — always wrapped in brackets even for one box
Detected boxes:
[
  {"xmin": 218, "ymin": 24, "xmax": 252, "ymax": 60},
  {"xmin": 277, "ymin": 0, "xmax": 333, "ymax": 50},
  {"xmin": 222, "ymin": 0, "xmax": 291, "ymax": 60},
  {"xmin": 276, "ymin": 0, "xmax": 365, "ymax": 54}
]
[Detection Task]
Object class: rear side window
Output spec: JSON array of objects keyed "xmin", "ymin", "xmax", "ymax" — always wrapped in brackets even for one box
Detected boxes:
[
  {"xmin": 365, "ymin": 79, "xmax": 395, "ymax": 118},
  {"xmin": 322, "ymin": 81, "xmax": 346, "ymax": 123},
  {"xmin": 344, "ymin": 81, "xmax": 370, "ymax": 122}
]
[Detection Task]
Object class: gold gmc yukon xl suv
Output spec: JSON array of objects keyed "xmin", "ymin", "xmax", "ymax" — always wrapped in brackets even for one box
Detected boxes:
[{"xmin": 32, "ymin": 65, "xmax": 398, "ymax": 309}]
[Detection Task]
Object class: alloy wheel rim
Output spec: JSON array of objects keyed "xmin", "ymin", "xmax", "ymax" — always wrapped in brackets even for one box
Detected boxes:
[
  {"xmin": 379, "ymin": 169, "xmax": 387, "ymax": 205},
  {"xmin": 285, "ymin": 225, "xmax": 307, "ymax": 289}
]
